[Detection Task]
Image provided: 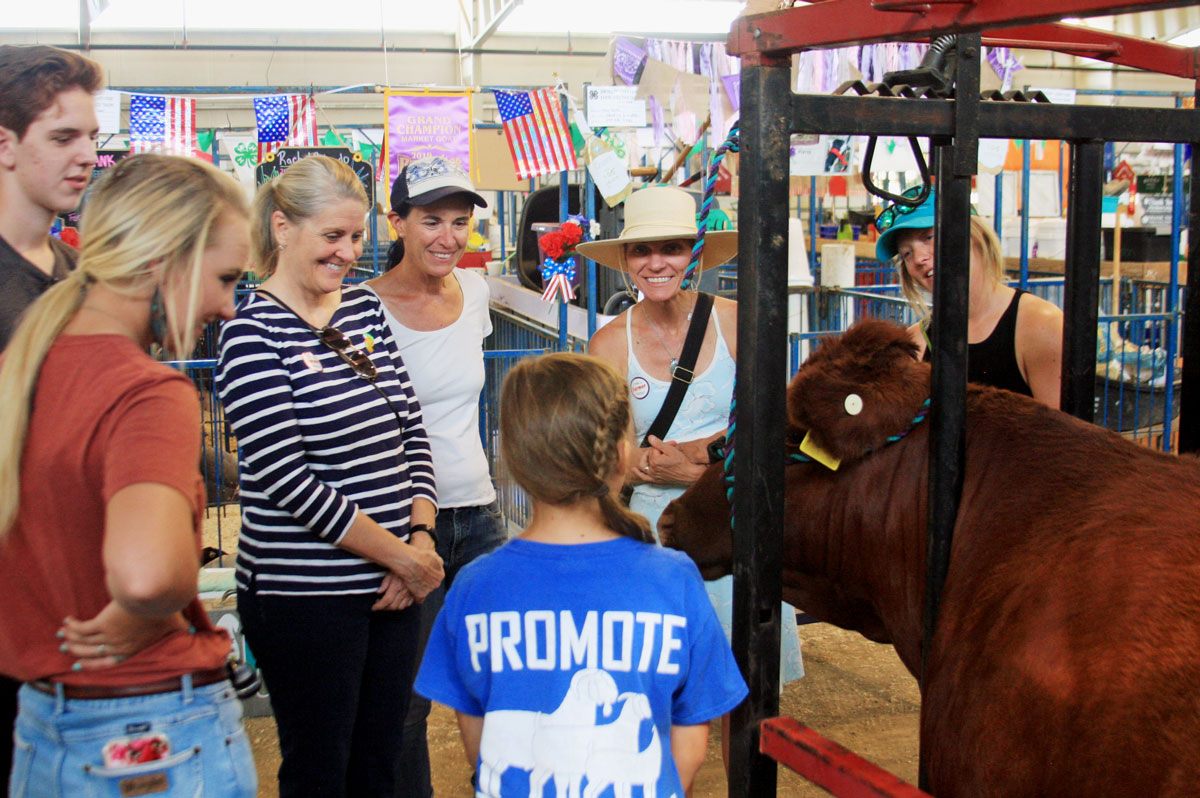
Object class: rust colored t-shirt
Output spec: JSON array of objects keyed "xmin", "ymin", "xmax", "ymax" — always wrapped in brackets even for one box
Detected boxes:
[{"xmin": 0, "ymin": 335, "xmax": 230, "ymax": 686}]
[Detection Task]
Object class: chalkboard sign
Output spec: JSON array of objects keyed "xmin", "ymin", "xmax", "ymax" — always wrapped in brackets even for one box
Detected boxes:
[
  {"xmin": 57, "ymin": 149, "xmax": 130, "ymax": 230},
  {"xmin": 255, "ymin": 147, "xmax": 375, "ymax": 204}
]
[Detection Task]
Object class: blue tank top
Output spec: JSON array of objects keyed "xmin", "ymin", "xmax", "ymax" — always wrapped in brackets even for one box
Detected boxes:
[{"xmin": 625, "ymin": 304, "xmax": 735, "ymax": 529}]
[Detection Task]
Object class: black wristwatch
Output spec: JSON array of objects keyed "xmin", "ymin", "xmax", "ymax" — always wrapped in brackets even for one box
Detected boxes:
[
  {"xmin": 706, "ymin": 438, "xmax": 726, "ymax": 464},
  {"xmin": 410, "ymin": 523, "xmax": 437, "ymax": 545}
]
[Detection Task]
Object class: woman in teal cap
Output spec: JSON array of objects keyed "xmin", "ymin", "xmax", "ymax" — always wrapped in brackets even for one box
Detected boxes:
[{"xmin": 875, "ymin": 190, "xmax": 1064, "ymax": 407}]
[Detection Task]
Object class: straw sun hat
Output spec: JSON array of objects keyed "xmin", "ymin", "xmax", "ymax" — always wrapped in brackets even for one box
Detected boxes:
[{"xmin": 574, "ymin": 186, "xmax": 738, "ymax": 272}]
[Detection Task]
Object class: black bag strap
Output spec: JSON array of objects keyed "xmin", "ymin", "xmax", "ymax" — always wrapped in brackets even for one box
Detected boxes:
[{"xmin": 641, "ymin": 292, "xmax": 714, "ymax": 447}]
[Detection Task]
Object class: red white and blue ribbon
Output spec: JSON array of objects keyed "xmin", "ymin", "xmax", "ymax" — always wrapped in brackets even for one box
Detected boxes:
[{"xmin": 540, "ymin": 256, "xmax": 577, "ymax": 303}]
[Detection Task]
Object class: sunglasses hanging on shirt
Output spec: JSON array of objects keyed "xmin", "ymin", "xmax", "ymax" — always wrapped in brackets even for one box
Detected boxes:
[{"xmin": 317, "ymin": 325, "xmax": 378, "ymax": 382}]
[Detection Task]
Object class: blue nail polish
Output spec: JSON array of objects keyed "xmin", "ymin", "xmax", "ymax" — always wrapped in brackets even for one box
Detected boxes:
[
  {"xmin": 71, "ymin": 662, "xmax": 83, "ymax": 672},
  {"xmin": 55, "ymin": 629, "xmax": 65, "ymax": 640},
  {"xmin": 59, "ymin": 643, "xmax": 68, "ymax": 653}
]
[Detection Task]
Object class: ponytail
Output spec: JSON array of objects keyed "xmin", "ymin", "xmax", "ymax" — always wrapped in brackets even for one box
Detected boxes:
[
  {"xmin": 0, "ymin": 275, "xmax": 89, "ymax": 536},
  {"xmin": 386, "ymin": 238, "xmax": 404, "ymax": 272},
  {"xmin": 598, "ymin": 490, "xmax": 653, "ymax": 543}
]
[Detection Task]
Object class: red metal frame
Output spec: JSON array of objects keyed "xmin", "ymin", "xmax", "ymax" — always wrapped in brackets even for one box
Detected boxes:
[
  {"xmin": 729, "ymin": 0, "xmax": 1200, "ymax": 73},
  {"xmin": 997, "ymin": 23, "xmax": 1200, "ymax": 79},
  {"xmin": 760, "ymin": 717, "xmax": 931, "ymax": 798}
]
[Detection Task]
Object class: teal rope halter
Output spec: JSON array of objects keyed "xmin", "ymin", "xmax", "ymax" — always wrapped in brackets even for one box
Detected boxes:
[
  {"xmin": 683, "ymin": 124, "xmax": 740, "ymax": 290},
  {"xmin": 723, "ymin": 398, "xmax": 932, "ymax": 515}
]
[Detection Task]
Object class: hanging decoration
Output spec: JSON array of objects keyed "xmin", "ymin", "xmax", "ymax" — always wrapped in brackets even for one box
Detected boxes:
[
  {"xmin": 536, "ymin": 216, "xmax": 594, "ymax": 303},
  {"xmin": 129, "ymin": 94, "xmax": 196, "ymax": 155},
  {"xmin": 493, "ymin": 87, "xmax": 578, "ymax": 180},
  {"xmin": 254, "ymin": 94, "xmax": 318, "ymax": 161},
  {"xmin": 383, "ymin": 90, "xmax": 473, "ymax": 192}
]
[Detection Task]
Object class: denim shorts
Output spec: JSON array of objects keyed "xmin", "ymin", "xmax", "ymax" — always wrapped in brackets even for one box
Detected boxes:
[{"xmin": 10, "ymin": 677, "xmax": 256, "ymax": 798}]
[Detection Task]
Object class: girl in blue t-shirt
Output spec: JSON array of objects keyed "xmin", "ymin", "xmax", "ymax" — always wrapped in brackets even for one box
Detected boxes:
[{"xmin": 415, "ymin": 353, "xmax": 748, "ymax": 798}]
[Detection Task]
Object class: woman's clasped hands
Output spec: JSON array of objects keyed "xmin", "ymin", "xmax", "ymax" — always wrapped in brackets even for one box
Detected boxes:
[{"xmin": 374, "ymin": 539, "xmax": 444, "ymax": 612}]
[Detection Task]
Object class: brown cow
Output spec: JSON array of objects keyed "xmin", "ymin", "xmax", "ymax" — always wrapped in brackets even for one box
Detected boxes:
[{"xmin": 659, "ymin": 319, "xmax": 1200, "ymax": 797}]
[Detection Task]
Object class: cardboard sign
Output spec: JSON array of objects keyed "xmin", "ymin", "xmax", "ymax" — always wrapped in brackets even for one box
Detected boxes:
[{"xmin": 585, "ymin": 85, "xmax": 646, "ymax": 128}]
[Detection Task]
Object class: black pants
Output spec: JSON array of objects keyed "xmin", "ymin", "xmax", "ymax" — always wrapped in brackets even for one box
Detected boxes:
[
  {"xmin": 0, "ymin": 674, "xmax": 15, "ymax": 798},
  {"xmin": 238, "ymin": 587, "xmax": 420, "ymax": 798}
]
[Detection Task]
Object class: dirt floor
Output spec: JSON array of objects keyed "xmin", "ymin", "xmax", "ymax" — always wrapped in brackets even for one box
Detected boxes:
[{"xmin": 204, "ymin": 510, "xmax": 921, "ymax": 797}]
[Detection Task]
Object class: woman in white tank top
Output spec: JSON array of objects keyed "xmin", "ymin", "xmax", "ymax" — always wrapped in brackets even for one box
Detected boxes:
[
  {"xmin": 367, "ymin": 156, "xmax": 508, "ymax": 798},
  {"xmin": 583, "ymin": 187, "xmax": 805, "ymax": 756}
]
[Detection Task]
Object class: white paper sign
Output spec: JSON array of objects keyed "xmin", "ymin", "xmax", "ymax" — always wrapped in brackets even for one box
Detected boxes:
[
  {"xmin": 586, "ymin": 86, "xmax": 646, "ymax": 129},
  {"xmin": 790, "ymin": 134, "xmax": 856, "ymax": 176},
  {"xmin": 587, "ymin": 148, "xmax": 632, "ymax": 205},
  {"xmin": 977, "ymin": 138, "xmax": 1009, "ymax": 174},
  {"xmin": 1034, "ymin": 87, "xmax": 1077, "ymax": 105},
  {"xmin": 94, "ymin": 90, "xmax": 121, "ymax": 135}
]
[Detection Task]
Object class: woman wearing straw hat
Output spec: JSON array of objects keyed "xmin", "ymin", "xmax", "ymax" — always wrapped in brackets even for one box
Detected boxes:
[
  {"xmin": 583, "ymin": 185, "xmax": 804, "ymax": 728},
  {"xmin": 876, "ymin": 189, "xmax": 1063, "ymax": 407}
]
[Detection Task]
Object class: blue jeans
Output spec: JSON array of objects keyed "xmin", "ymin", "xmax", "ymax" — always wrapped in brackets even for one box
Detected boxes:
[
  {"xmin": 10, "ymin": 677, "xmax": 256, "ymax": 798},
  {"xmin": 399, "ymin": 501, "xmax": 508, "ymax": 798}
]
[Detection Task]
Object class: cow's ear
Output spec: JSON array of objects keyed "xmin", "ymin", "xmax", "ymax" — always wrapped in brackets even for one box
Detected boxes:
[{"xmin": 787, "ymin": 320, "xmax": 929, "ymax": 463}]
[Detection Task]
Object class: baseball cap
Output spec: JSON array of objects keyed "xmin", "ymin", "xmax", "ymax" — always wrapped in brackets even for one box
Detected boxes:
[{"xmin": 390, "ymin": 156, "xmax": 487, "ymax": 212}]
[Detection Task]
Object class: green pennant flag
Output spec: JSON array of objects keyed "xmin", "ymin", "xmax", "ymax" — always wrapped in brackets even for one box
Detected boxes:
[
  {"xmin": 197, "ymin": 130, "xmax": 215, "ymax": 153},
  {"xmin": 321, "ymin": 129, "xmax": 350, "ymax": 148}
]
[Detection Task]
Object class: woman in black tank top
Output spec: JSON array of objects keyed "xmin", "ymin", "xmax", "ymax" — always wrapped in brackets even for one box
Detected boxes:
[{"xmin": 874, "ymin": 193, "xmax": 1064, "ymax": 407}]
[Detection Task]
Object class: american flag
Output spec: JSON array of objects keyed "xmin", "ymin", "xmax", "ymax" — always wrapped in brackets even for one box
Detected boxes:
[
  {"xmin": 129, "ymin": 94, "xmax": 196, "ymax": 155},
  {"xmin": 493, "ymin": 88, "xmax": 578, "ymax": 179},
  {"xmin": 254, "ymin": 94, "xmax": 318, "ymax": 161}
]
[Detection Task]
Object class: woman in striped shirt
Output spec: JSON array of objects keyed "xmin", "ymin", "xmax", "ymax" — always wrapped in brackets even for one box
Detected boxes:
[{"xmin": 216, "ymin": 155, "xmax": 444, "ymax": 798}]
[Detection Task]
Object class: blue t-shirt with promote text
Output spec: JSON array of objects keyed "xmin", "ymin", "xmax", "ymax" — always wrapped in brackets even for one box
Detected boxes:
[{"xmin": 415, "ymin": 536, "xmax": 748, "ymax": 798}]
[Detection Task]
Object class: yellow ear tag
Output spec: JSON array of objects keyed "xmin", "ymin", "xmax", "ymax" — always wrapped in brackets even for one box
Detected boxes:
[{"xmin": 799, "ymin": 431, "xmax": 841, "ymax": 471}]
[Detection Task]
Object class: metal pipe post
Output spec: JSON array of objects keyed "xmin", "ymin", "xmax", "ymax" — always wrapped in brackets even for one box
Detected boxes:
[
  {"xmin": 1060, "ymin": 140, "xmax": 1104, "ymax": 420},
  {"xmin": 994, "ymin": 172, "xmax": 1004, "ymax": 242},
  {"xmin": 1020, "ymin": 139, "xmax": 1032, "ymax": 287},
  {"xmin": 918, "ymin": 140, "xmax": 972, "ymax": 794},
  {"xmin": 558, "ymin": 171, "xmax": 569, "ymax": 350},
  {"xmin": 1163, "ymin": 139, "xmax": 1184, "ymax": 450},
  {"xmin": 809, "ymin": 176, "xmax": 819, "ymax": 275},
  {"xmin": 730, "ymin": 53, "xmax": 791, "ymax": 798},
  {"xmin": 1180, "ymin": 85, "xmax": 1200, "ymax": 453},
  {"xmin": 585, "ymin": 175, "xmax": 598, "ymax": 339},
  {"xmin": 497, "ymin": 190, "xmax": 507, "ymax": 263}
]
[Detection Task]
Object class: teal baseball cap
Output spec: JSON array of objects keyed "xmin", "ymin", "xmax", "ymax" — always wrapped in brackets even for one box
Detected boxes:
[{"xmin": 875, "ymin": 190, "xmax": 936, "ymax": 262}]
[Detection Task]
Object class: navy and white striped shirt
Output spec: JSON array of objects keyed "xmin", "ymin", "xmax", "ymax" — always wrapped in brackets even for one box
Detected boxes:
[{"xmin": 217, "ymin": 286, "xmax": 437, "ymax": 597}]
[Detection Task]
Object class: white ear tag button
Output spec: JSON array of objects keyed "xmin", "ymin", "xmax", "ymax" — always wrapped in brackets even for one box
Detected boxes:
[{"xmin": 844, "ymin": 393, "xmax": 863, "ymax": 416}]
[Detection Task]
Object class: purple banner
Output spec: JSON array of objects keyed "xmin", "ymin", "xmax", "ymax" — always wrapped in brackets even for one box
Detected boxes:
[
  {"xmin": 721, "ymin": 74, "xmax": 740, "ymax": 112},
  {"xmin": 385, "ymin": 92, "xmax": 471, "ymax": 191}
]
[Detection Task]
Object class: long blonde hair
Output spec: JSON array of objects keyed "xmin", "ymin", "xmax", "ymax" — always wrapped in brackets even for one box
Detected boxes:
[
  {"xmin": 898, "ymin": 216, "xmax": 1006, "ymax": 320},
  {"xmin": 0, "ymin": 153, "xmax": 249, "ymax": 538},
  {"xmin": 500, "ymin": 353, "xmax": 652, "ymax": 543},
  {"xmin": 251, "ymin": 155, "xmax": 369, "ymax": 278}
]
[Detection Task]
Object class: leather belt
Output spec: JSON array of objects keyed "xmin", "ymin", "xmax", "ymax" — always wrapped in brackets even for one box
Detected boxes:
[{"xmin": 30, "ymin": 666, "xmax": 230, "ymax": 700}]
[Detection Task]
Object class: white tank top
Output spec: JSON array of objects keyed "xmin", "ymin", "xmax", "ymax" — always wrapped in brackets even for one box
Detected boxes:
[
  {"xmin": 625, "ymin": 303, "xmax": 735, "ymax": 527},
  {"xmin": 369, "ymin": 270, "xmax": 496, "ymax": 508}
]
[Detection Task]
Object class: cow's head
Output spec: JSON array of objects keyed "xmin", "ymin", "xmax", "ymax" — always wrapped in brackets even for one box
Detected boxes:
[{"xmin": 788, "ymin": 319, "xmax": 928, "ymax": 464}]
